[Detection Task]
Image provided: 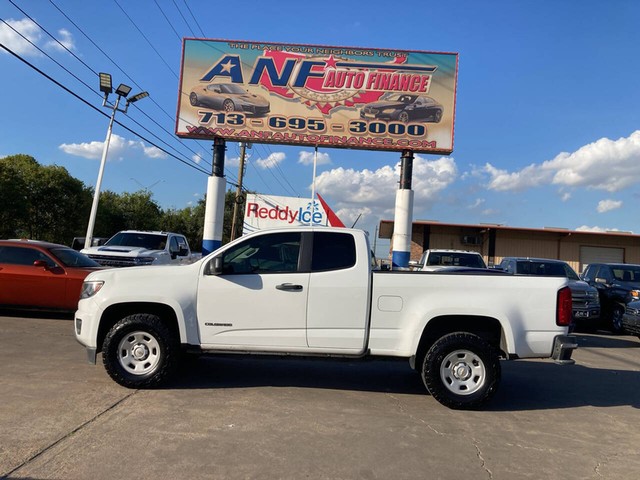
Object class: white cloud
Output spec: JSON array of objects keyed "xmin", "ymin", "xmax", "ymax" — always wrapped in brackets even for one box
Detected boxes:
[
  {"xmin": 142, "ymin": 145, "xmax": 167, "ymax": 159},
  {"xmin": 0, "ymin": 19, "xmax": 76, "ymax": 57},
  {"xmin": 597, "ymin": 199, "xmax": 622, "ymax": 213},
  {"xmin": 561, "ymin": 192, "xmax": 571, "ymax": 202},
  {"xmin": 0, "ymin": 18, "xmax": 42, "ymax": 57},
  {"xmin": 482, "ymin": 131, "xmax": 640, "ymax": 193},
  {"xmin": 469, "ymin": 198, "xmax": 485, "ymax": 209},
  {"xmin": 59, "ymin": 134, "xmax": 166, "ymax": 161},
  {"xmin": 576, "ymin": 225, "xmax": 628, "ymax": 233},
  {"xmin": 314, "ymin": 155, "xmax": 458, "ymax": 224},
  {"xmin": 298, "ymin": 150, "xmax": 332, "ymax": 166},
  {"xmin": 192, "ymin": 154, "xmax": 204, "ymax": 164},
  {"xmin": 256, "ymin": 152, "xmax": 285, "ymax": 169},
  {"xmin": 45, "ymin": 28, "xmax": 75, "ymax": 52}
]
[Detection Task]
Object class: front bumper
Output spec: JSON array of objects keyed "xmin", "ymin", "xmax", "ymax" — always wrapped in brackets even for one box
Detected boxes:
[{"xmin": 551, "ymin": 334, "xmax": 577, "ymax": 365}]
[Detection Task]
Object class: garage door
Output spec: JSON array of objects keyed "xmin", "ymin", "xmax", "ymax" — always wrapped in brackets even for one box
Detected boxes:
[{"xmin": 579, "ymin": 246, "xmax": 624, "ymax": 272}]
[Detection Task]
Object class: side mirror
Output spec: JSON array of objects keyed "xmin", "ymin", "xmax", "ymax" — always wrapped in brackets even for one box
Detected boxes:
[
  {"xmin": 179, "ymin": 247, "xmax": 189, "ymax": 257},
  {"xmin": 595, "ymin": 277, "xmax": 607, "ymax": 285},
  {"xmin": 206, "ymin": 256, "xmax": 223, "ymax": 275},
  {"xmin": 33, "ymin": 260, "xmax": 51, "ymax": 270}
]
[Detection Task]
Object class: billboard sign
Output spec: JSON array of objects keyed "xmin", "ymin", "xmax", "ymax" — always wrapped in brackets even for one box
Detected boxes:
[
  {"xmin": 176, "ymin": 39, "xmax": 458, "ymax": 154},
  {"xmin": 243, "ymin": 194, "xmax": 343, "ymax": 234}
]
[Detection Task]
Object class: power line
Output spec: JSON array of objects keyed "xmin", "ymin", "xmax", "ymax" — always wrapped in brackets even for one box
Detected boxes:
[
  {"xmin": 112, "ymin": 0, "xmax": 178, "ymax": 80},
  {"xmin": 46, "ymin": 0, "xmax": 212, "ymax": 163},
  {"xmin": 0, "ymin": 41, "xmax": 210, "ymax": 176},
  {"xmin": 171, "ymin": 0, "xmax": 197, "ymax": 37},
  {"xmin": 153, "ymin": 0, "xmax": 182, "ymax": 42},
  {"xmin": 0, "ymin": 13, "xmax": 208, "ymax": 172},
  {"xmin": 181, "ymin": 0, "xmax": 206, "ymax": 37}
]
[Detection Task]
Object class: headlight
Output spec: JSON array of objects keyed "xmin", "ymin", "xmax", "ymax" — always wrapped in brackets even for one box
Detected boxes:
[
  {"xmin": 134, "ymin": 257, "xmax": 155, "ymax": 265},
  {"xmin": 80, "ymin": 280, "xmax": 104, "ymax": 299},
  {"xmin": 629, "ymin": 290, "xmax": 640, "ymax": 300}
]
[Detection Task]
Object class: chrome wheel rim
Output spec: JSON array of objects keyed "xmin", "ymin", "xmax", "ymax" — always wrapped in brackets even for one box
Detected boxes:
[
  {"xmin": 117, "ymin": 331, "xmax": 161, "ymax": 376},
  {"xmin": 440, "ymin": 349, "xmax": 486, "ymax": 395}
]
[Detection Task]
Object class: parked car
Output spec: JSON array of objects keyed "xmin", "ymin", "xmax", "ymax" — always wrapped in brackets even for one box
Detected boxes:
[
  {"xmin": 498, "ymin": 257, "xmax": 600, "ymax": 328},
  {"xmin": 81, "ymin": 230, "xmax": 192, "ymax": 267},
  {"xmin": 622, "ymin": 300, "xmax": 640, "ymax": 339},
  {"xmin": 581, "ymin": 263, "xmax": 640, "ymax": 333},
  {"xmin": 360, "ymin": 93, "xmax": 443, "ymax": 123},
  {"xmin": 0, "ymin": 239, "xmax": 102, "ymax": 312},
  {"xmin": 189, "ymin": 83, "xmax": 270, "ymax": 116},
  {"xmin": 411, "ymin": 249, "xmax": 487, "ymax": 271}
]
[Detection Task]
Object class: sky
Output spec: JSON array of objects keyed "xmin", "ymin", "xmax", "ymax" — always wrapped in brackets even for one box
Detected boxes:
[{"xmin": 1, "ymin": 0, "xmax": 640, "ymax": 256}]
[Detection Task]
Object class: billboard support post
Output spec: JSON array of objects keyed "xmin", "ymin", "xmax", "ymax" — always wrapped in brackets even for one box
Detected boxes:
[
  {"xmin": 202, "ymin": 137, "xmax": 226, "ymax": 256},
  {"xmin": 391, "ymin": 149, "xmax": 415, "ymax": 268}
]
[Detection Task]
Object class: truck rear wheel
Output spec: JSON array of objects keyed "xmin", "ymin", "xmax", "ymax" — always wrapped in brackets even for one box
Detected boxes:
[
  {"xmin": 422, "ymin": 332, "xmax": 501, "ymax": 410},
  {"xmin": 102, "ymin": 313, "xmax": 178, "ymax": 388}
]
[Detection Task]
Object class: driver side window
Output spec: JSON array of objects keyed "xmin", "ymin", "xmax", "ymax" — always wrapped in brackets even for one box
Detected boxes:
[{"xmin": 220, "ymin": 232, "xmax": 301, "ymax": 275}]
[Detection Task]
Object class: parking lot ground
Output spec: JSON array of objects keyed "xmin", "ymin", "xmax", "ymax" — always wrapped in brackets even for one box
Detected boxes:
[{"xmin": 1, "ymin": 313, "xmax": 639, "ymax": 480}]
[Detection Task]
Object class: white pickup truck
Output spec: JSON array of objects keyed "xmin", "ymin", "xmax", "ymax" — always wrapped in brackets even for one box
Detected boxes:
[
  {"xmin": 74, "ymin": 227, "xmax": 577, "ymax": 410},
  {"xmin": 81, "ymin": 230, "xmax": 192, "ymax": 267}
]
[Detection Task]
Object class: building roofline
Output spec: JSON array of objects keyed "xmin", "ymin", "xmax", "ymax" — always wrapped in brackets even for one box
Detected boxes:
[{"xmin": 378, "ymin": 219, "xmax": 639, "ymax": 240}]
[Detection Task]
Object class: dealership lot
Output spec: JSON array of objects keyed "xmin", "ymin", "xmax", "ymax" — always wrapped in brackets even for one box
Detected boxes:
[{"xmin": 1, "ymin": 313, "xmax": 639, "ymax": 480}]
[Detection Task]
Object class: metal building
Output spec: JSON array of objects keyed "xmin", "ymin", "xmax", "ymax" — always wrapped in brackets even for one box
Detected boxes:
[{"xmin": 379, "ymin": 220, "xmax": 640, "ymax": 274}]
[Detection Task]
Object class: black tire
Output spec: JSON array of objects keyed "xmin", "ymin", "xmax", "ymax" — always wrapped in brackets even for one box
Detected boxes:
[
  {"xmin": 398, "ymin": 111, "xmax": 410, "ymax": 123},
  {"xmin": 422, "ymin": 332, "xmax": 501, "ymax": 410},
  {"xmin": 433, "ymin": 109, "xmax": 443, "ymax": 123},
  {"xmin": 223, "ymin": 99, "xmax": 235, "ymax": 112},
  {"xmin": 189, "ymin": 92, "xmax": 198, "ymax": 106},
  {"xmin": 611, "ymin": 306, "xmax": 624, "ymax": 334},
  {"xmin": 102, "ymin": 313, "xmax": 178, "ymax": 389}
]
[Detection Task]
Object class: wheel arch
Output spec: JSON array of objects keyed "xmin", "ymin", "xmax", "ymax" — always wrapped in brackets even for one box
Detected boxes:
[
  {"xmin": 412, "ymin": 315, "xmax": 505, "ymax": 370},
  {"xmin": 96, "ymin": 302, "xmax": 182, "ymax": 354}
]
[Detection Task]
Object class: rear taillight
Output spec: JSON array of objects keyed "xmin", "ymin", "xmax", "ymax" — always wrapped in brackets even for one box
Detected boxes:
[{"xmin": 556, "ymin": 286, "xmax": 572, "ymax": 326}]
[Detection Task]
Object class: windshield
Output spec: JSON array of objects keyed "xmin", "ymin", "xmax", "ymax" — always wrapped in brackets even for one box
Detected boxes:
[
  {"xmin": 50, "ymin": 247, "xmax": 101, "ymax": 268},
  {"xmin": 383, "ymin": 93, "xmax": 417, "ymax": 103},
  {"xmin": 611, "ymin": 266, "xmax": 640, "ymax": 282},
  {"xmin": 516, "ymin": 261, "xmax": 579, "ymax": 279},
  {"xmin": 105, "ymin": 232, "xmax": 168, "ymax": 250},
  {"xmin": 220, "ymin": 84, "xmax": 247, "ymax": 95},
  {"xmin": 426, "ymin": 252, "xmax": 486, "ymax": 268}
]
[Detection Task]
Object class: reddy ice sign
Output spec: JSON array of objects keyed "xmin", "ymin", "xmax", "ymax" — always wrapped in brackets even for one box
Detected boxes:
[
  {"xmin": 176, "ymin": 39, "xmax": 457, "ymax": 154},
  {"xmin": 243, "ymin": 194, "xmax": 344, "ymax": 234}
]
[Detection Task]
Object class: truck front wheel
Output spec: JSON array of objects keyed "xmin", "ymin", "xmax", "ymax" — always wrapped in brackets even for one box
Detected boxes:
[
  {"xmin": 102, "ymin": 314, "xmax": 178, "ymax": 388},
  {"xmin": 422, "ymin": 332, "xmax": 501, "ymax": 410}
]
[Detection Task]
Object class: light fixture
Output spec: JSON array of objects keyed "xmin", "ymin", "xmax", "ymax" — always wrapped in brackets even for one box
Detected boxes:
[
  {"xmin": 127, "ymin": 91, "xmax": 149, "ymax": 104},
  {"xmin": 99, "ymin": 73, "xmax": 112, "ymax": 94},
  {"xmin": 115, "ymin": 83, "xmax": 132, "ymax": 97}
]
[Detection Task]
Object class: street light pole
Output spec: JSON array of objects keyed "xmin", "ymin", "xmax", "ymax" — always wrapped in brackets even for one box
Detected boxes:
[
  {"xmin": 84, "ymin": 95, "xmax": 120, "ymax": 250},
  {"xmin": 84, "ymin": 73, "xmax": 148, "ymax": 249}
]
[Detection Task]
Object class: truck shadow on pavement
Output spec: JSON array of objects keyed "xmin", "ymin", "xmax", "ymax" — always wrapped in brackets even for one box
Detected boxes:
[{"xmin": 169, "ymin": 338, "xmax": 640, "ymax": 411}]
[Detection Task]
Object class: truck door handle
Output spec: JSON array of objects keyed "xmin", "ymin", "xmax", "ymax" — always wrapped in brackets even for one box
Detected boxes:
[{"xmin": 276, "ymin": 283, "xmax": 303, "ymax": 291}]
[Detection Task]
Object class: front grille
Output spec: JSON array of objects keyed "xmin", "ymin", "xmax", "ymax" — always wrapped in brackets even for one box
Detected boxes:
[{"xmin": 87, "ymin": 255, "xmax": 136, "ymax": 267}]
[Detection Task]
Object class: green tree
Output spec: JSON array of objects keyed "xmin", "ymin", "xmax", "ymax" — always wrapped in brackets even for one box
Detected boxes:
[
  {"xmin": 161, "ymin": 200, "xmax": 205, "ymax": 252},
  {"xmin": 0, "ymin": 154, "xmax": 91, "ymax": 243}
]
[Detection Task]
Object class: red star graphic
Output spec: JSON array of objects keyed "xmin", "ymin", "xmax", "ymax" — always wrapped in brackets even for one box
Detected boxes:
[{"xmin": 324, "ymin": 55, "xmax": 338, "ymax": 69}]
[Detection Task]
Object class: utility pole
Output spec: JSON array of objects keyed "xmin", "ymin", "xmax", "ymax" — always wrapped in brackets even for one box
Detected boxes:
[{"xmin": 230, "ymin": 142, "xmax": 248, "ymax": 240}]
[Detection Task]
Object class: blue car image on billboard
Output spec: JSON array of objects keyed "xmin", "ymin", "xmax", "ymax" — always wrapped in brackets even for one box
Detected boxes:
[
  {"xmin": 360, "ymin": 93, "xmax": 444, "ymax": 123},
  {"xmin": 189, "ymin": 83, "xmax": 270, "ymax": 116}
]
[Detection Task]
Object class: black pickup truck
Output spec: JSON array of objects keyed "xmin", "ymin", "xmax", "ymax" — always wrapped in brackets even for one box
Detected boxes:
[{"xmin": 581, "ymin": 263, "xmax": 640, "ymax": 332}]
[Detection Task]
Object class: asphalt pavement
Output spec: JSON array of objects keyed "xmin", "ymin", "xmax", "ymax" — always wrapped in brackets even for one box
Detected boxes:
[{"xmin": 1, "ymin": 312, "xmax": 639, "ymax": 480}]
